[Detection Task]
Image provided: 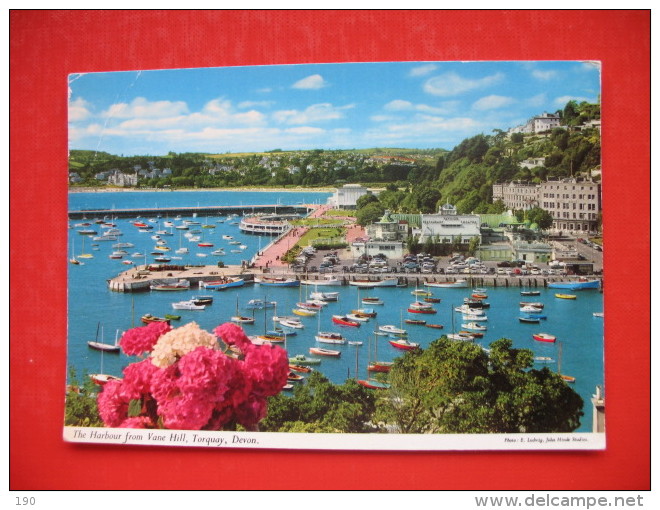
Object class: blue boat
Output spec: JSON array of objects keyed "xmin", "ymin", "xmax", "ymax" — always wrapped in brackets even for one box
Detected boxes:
[
  {"xmin": 547, "ymin": 279, "xmax": 600, "ymax": 290},
  {"xmin": 200, "ymin": 277, "xmax": 245, "ymax": 290}
]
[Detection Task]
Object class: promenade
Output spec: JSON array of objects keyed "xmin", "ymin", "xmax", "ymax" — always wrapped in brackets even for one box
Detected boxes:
[{"xmin": 251, "ymin": 204, "xmax": 366, "ymax": 268}]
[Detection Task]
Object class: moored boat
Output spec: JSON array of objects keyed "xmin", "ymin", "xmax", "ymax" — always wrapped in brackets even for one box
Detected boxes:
[
  {"xmin": 555, "ymin": 293, "xmax": 577, "ymax": 300},
  {"xmin": 172, "ymin": 300, "xmax": 206, "ymax": 311},
  {"xmin": 289, "ymin": 354, "xmax": 322, "ymax": 365},
  {"xmin": 192, "ymin": 295, "xmax": 214, "ymax": 305},
  {"xmin": 425, "ymin": 323, "xmax": 444, "ymax": 329},
  {"xmin": 404, "ymin": 319, "xmax": 426, "ymax": 325},
  {"xmin": 289, "ymin": 364, "xmax": 313, "ymax": 373},
  {"xmin": 200, "ymin": 277, "xmax": 244, "ymax": 290},
  {"xmin": 362, "ymin": 297, "xmax": 384, "ymax": 305},
  {"xmin": 358, "ymin": 379, "xmax": 391, "ymax": 390},
  {"xmin": 519, "ymin": 316, "xmax": 541, "ymax": 324},
  {"xmin": 424, "ymin": 279, "xmax": 468, "ymax": 288},
  {"xmin": 141, "ymin": 314, "xmax": 170, "ymax": 324},
  {"xmin": 300, "ymin": 275, "xmax": 342, "ymax": 286},
  {"xmin": 548, "ymin": 279, "xmax": 600, "ymax": 290},
  {"xmin": 368, "ymin": 361, "xmax": 394, "ymax": 373},
  {"xmin": 461, "ymin": 322, "xmax": 487, "ymax": 331},
  {"xmin": 389, "ymin": 338, "xmax": 419, "ymax": 350},
  {"xmin": 447, "ymin": 332, "xmax": 475, "ymax": 341},
  {"xmin": 521, "ymin": 290, "xmax": 541, "ymax": 296},
  {"xmin": 292, "ymin": 308, "xmax": 317, "ymax": 317},
  {"xmin": 309, "ymin": 347, "xmax": 341, "ymax": 357},
  {"xmin": 231, "ymin": 315, "xmax": 256, "ymax": 324},
  {"xmin": 150, "ymin": 279, "xmax": 190, "ymax": 291},
  {"xmin": 332, "ymin": 315, "xmax": 360, "ymax": 327},
  {"xmin": 379, "ymin": 324, "xmax": 407, "ymax": 336},
  {"xmin": 315, "ymin": 332, "xmax": 347, "ymax": 344},
  {"xmin": 348, "ymin": 277, "xmax": 398, "ymax": 288},
  {"xmin": 255, "ymin": 276, "xmax": 300, "ymax": 287},
  {"xmin": 532, "ymin": 333, "xmax": 557, "ymax": 343}
]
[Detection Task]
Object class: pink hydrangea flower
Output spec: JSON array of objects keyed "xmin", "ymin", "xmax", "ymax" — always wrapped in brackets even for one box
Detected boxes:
[
  {"xmin": 243, "ymin": 343, "xmax": 289, "ymax": 397},
  {"xmin": 214, "ymin": 322, "xmax": 253, "ymax": 352},
  {"xmin": 119, "ymin": 416, "xmax": 155, "ymax": 429},
  {"xmin": 177, "ymin": 346, "xmax": 236, "ymax": 401},
  {"xmin": 97, "ymin": 379, "xmax": 130, "ymax": 428},
  {"xmin": 234, "ymin": 394, "xmax": 268, "ymax": 431},
  {"xmin": 119, "ymin": 359, "xmax": 160, "ymax": 400},
  {"xmin": 157, "ymin": 393, "xmax": 216, "ymax": 430},
  {"xmin": 119, "ymin": 321, "xmax": 171, "ymax": 356}
]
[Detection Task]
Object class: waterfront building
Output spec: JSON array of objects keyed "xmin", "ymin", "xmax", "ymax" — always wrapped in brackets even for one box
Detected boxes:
[
  {"xmin": 492, "ymin": 181, "xmax": 539, "ymax": 210},
  {"xmin": 350, "ymin": 210, "xmax": 407, "ymax": 259},
  {"xmin": 492, "ymin": 177, "xmax": 601, "ymax": 234},
  {"xmin": 416, "ymin": 203, "xmax": 481, "ymax": 245},
  {"xmin": 539, "ymin": 178, "xmax": 601, "ymax": 233},
  {"xmin": 239, "ymin": 214, "xmax": 297, "ymax": 235},
  {"xmin": 327, "ymin": 184, "xmax": 374, "ymax": 209}
]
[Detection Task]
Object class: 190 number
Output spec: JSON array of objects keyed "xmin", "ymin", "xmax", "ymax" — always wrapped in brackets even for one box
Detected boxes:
[{"xmin": 16, "ymin": 497, "xmax": 36, "ymax": 506}]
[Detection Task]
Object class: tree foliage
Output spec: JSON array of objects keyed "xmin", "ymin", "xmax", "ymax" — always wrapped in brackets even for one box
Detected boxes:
[
  {"xmin": 375, "ymin": 337, "xmax": 583, "ymax": 434},
  {"xmin": 260, "ymin": 372, "xmax": 379, "ymax": 433}
]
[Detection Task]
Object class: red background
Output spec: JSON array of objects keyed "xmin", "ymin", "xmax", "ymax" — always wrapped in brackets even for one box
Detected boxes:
[{"xmin": 10, "ymin": 10, "xmax": 650, "ymax": 490}]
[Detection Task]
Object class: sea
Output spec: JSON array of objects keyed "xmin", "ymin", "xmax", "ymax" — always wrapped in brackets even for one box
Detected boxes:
[{"xmin": 67, "ymin": 190, "xmax": 604, "ymax": 433}]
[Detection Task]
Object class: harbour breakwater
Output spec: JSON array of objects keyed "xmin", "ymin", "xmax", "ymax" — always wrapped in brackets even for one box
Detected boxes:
[{"xmin": 107, "ymin": 265, "xmax": 603, "ymax": 293}]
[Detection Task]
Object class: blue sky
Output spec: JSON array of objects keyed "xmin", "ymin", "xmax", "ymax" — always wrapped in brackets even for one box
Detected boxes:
[{"xmin": 68, "ymin": 61, "xmax": 600, "ymax": 155}]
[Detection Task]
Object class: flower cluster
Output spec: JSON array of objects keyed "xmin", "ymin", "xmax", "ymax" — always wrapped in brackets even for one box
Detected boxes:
[{"xmin": 96, "ymin": 321, "xmax": 288, "ymax": 431}]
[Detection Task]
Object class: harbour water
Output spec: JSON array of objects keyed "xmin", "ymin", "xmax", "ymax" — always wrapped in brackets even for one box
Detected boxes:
[{"xmin": 68, "ymin": 191, "xmax": 604, "ymax": 433}]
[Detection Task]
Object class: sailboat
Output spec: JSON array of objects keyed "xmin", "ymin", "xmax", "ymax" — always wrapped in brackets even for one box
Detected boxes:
[
  {"xmin": 230, "ymin": 296, "xmax": 255, "ymax": 324},
  {"xmin": 557, "ymin": 342, "xmax": 575, "ymax": 383},
  {"xmin": 88, "ymin": 325, "xmax": 122, "ymax": 385},
  {"xmin": 77, "ymin": 233, "xmax": 94, "ymax": 260},
  {"xmin": 69, "ymin": 237, "xmax": 82, "ymax": 265},
  {"xmin": 368, "ymin": 328, "xmax": 394, "ymax": 373},
  {"xmin": 360, "ymin": 333, "xmax": 391, "ymax": 389},
  {"xmin": 87, "ymin": 326, "xmax": 121, "ymax": 353}
]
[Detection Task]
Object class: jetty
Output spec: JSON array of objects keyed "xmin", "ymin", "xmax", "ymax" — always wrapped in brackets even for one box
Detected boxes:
[
  {"xmin": 68, "ymin": 204, "xmax": 315, "ymax": 220},
  {"xmin": 107, "ymin": 264, "xmax": 602, "ymax": 293}
]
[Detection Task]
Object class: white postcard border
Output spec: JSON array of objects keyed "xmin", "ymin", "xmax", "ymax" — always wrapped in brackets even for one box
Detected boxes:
[{"xmin": 64, "ymin": 427, "xmax": 605, "ymax": 451}]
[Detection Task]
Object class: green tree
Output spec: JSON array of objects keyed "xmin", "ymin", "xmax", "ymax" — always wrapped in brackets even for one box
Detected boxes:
[
  {"xmin": 356, "ymin": 193, "xmax": 380, "ymax": 210},
  {"xmin": 355, "ymin": 202, "xmax": 386, "ymax": 226},
  {"xmin": 261, "ymin": 372, "xmax": 378, "ymax": 433},
  {"xmin": 376, "ymin": 337, "xmax": 583, "ymax": 433},
  {"xmin": 526, "ymin": 207, "xmax": 554, "ymax": 230},
  {"xmin": 64, "ymin": 367, "xmax": 103, "ymax": 427}
]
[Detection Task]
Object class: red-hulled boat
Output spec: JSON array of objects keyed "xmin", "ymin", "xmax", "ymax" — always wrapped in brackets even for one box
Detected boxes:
[
  {"xmin": 532, "ymin": 333, "xmax": 556, "ymax": 343},
  {"xmin": 368, "ymin": 361, "xmax": 393, "ymax": 373},
  {"xmin": 332, "ymin": 315, "xmax": 360, "ymax": 327},
  {"xmin": 389, "ymin": 339, "xmax": 419, "ymax": 350},
  {"xmin": 358, "ymin": 379, "xmax": 391, "ymax": 390}
]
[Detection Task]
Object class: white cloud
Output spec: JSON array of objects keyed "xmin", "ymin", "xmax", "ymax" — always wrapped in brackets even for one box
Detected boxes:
[
  {"xmin": 238, "ymin": 100, "xmax": 274, "ymax": 109},
  {"xmin": 102, "ymin": 97, "xmax": 189, "ymax": 119},
  {"xmin": 292, "ymin": 74, "xmax": 328, "ymax": 90},
  {"xmin": 383, "ymin": 99, "xmax": 453, "ymax": 115},
  {"xmin": 531, "ymin": 69, "xmax": 557, "ymax": 81},
  {"xmin": 409, "ymin": 64, "xmax": 438, "ymax": 77},
  {"xmin": 68, "ymin": 97, "xmax": 92, "ymax": 122},
  {"xmin": 384, "ymin": 99, "xmax": 414, "ymax": 111},
  {"xmin": 272, "ymin": 103, "xmax": 352, "ymax": 125},
  {"xmin": 472, "ymin": 95, "xmax": 515, "ymax": 111},
  {"xmin": 423, "ymin": 72, "xmax": 504, "ymax": 96}
]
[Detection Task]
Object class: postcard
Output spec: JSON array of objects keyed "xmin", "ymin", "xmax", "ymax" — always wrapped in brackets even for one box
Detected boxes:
[{"xmin": 64, "ymin": 60, "xmax": 605, "ymax": 450}]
